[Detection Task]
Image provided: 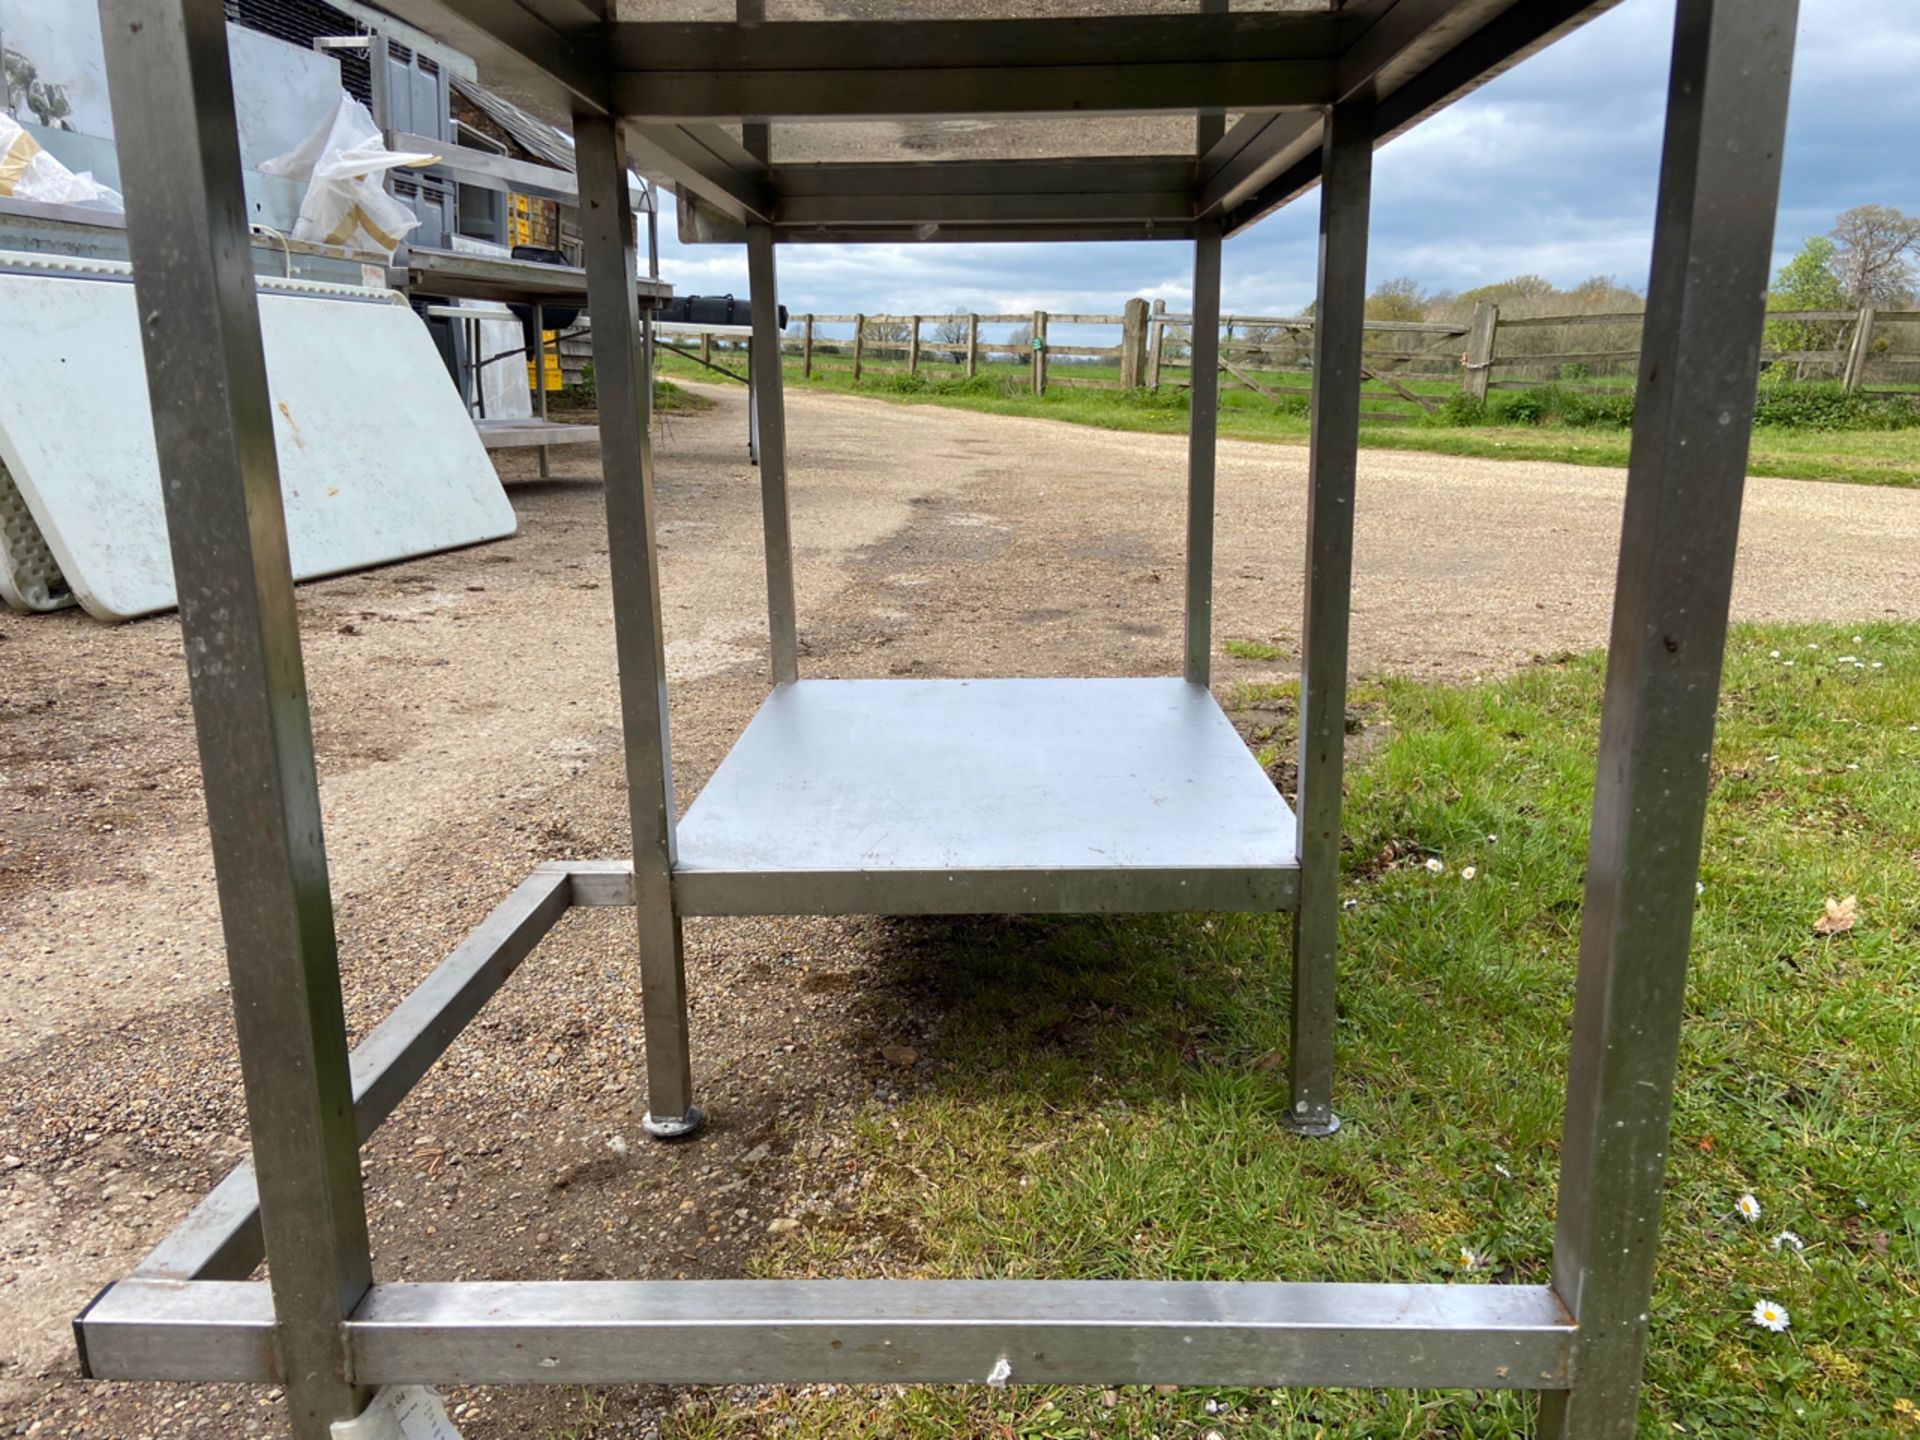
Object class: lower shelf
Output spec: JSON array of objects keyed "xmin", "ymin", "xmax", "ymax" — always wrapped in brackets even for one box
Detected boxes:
[
  {"xmin": 473, "ymin": 418, "xmax": 599, "ymax": 450},
  {"xmin": 672, "ymin": 677, "xmax": 1299, "ymax": 916}
]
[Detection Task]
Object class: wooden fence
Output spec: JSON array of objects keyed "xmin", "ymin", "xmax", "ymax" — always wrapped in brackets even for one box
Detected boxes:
[
  {"xmin": 651, "ymin": 301, "xmax": 1920, "ymax": 413},
  {"xmin": 791, "ymin": 305, "xmax": 1153, "ymax": 394}
]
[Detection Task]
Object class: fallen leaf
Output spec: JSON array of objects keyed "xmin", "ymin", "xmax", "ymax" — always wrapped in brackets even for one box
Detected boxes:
[
  {"xmin": 1252, "ymin": 1050, "xmax": 1284, "ymax": 1071},
  {"xmin": 881, "ymin": 1044, "xmax": 919, "ymax": 1068},
  {"xmin": 1813, "ymin": 895, "xmax": 1858, "ymax": 936}
]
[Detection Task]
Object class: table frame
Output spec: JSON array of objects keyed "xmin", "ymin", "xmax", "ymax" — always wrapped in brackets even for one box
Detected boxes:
[{"xmin": 77, "ymin": 3, "xmax": 1799, "ymax": 1437}]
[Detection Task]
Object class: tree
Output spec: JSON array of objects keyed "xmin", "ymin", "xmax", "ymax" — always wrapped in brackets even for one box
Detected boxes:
[
  {"xmin": 861, "ymin": 315, "xmax": 911, "ymax": 346},
  {"xmin": 1766, "ymin": 235, "xmax": 1848, "ymax": 362},
  {"xmin": 1364, "ymin": 276, "xmax": 1429, "ymax": 323},
  {"xmin": 1456, "ymin": 274, "xmax": 1556, "ymax": 308},
  {"xmin": 929, "ymin": 310, "xmax": 971, "ymax": 364},
  {"xmin": 1565, "ymin": 275, "xmax": 1642, "ymax": 312},
  {"xmin": 1829, "ymin": 204, "xmax": 1920, "ymax": 306}
]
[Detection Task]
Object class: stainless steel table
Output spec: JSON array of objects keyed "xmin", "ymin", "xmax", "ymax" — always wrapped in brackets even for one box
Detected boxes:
[{"xmin": 77, "ymin": 3, "xmax": 1802, "ymax": 1437}]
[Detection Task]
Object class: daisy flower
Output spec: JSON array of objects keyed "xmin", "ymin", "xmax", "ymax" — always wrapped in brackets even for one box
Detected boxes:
[
  {"xmin": 1461, "ymin": 866, "xmax": 1478, "ymax": 881},
  {"xmin": 1424, "ymin": 857, "xmax": 1444, "ymax": 874},
  {"xmin": 1736, "ymin": 1193, "xmax": 1762, "ymax": 1223},
  {"xmin": 1750, "ymin": 1299, "xmax": 1790, "ymax": 1332},
  {"xmin": 1458, "ymin": 1246, "xmax": 1482, "ymax": 1270},
  {"xmin": 1771, "ymin": 1231, "xmax": 1805, "ymax": 1253}
]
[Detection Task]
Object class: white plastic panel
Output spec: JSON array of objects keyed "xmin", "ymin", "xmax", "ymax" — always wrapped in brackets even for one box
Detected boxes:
[{"xmin": 0, "ymin": 254, "xmax": 516, "ymax": 620}]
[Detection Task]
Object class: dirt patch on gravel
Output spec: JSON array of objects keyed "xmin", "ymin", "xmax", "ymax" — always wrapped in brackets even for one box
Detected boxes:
[{"xmin": 3, "ymin": 381, "xmax": 1918, "ymax": 1435}]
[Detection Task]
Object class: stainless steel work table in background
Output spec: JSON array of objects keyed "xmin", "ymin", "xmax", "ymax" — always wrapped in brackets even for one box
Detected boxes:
[
  {"xmin": 405, "ymin": 247, "xmax": 674, "ymax": 464},
  {"xmin": 75, "ymin": 4, "xmax": 1802, "ymax": 1438}
]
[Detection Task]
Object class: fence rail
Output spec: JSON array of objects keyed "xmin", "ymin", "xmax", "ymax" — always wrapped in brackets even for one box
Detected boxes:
[{"xmin": 675, "ymin": 300, "xmax": 1920, "ymax": 412}]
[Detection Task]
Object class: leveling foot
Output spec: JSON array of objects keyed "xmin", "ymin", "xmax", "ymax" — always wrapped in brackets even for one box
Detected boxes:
[
  {"xmin": 642, "ymin": 1105, "xmax": 708, "ymax": 1140},
  {"xmin": 1281, "ymin": 1108, "xmax": 1341, "ymax": 1138}
]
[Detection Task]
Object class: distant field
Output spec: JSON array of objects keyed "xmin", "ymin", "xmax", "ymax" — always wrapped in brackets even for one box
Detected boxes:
[{"xmin": 654, "ymin": 347, "xmax": 1920, "ymax": 489}]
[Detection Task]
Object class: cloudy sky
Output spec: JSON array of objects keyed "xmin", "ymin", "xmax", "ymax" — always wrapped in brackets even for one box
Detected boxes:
[{"xmin": 652, "ymin": 0, "xmax": 1918, "ymax": 322}]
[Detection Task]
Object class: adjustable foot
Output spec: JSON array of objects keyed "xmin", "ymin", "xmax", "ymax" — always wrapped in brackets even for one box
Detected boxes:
[
  {"xmin": 1281, "ymin": 1108, "xmax": 1341, "ymax": 1138},
  {"xmin": 642, "ymin": 1105, "xmax": 707, "ymax": 1140}
]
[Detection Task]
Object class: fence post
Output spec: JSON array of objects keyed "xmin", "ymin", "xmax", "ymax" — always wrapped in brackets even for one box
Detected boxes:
[
  {"xmin": 853, "ymin": 314, "xmax": 865, "ymax": 380},
  {"xmin": 1121, "ymin": 297, "xmax": 1149, "ymax": 388},
  {"xmin": 1842, "ymin": 306, "xmax": 1876, "ymax": 391},
  {"xmin": 1147, "ymin": 298, "xmax": 1166, "ymax": 389},
  {"xmin": 1032, "ymin": 309, "xmax": 1048, "ymax": 396},
  {"xmin": 802, "ymin": 314, "xmax": 814, "ymax": 379},
  {"xmin": 966, "ymin": 313, "xmax": 979, "ymax": 377},
  {"xmin": 1464, "ymin": 300, "xmax": 1498, "ymax": 403},
  {"xmin": 701, "ymin": 331, "xmax": 712, "ymax": 368},
  {"xmin": 909, "ymin": 316, "xmax": 921, "ymax": 375}
]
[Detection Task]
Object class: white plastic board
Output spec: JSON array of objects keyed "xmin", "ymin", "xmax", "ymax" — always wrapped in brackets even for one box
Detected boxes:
[
  {"xmin": 0, "ymin": 254, "xmax": 516, "ymax": 620},
  {"xmin": 450, "ymin": 235, "xmax": 534, "ymax": 422}
]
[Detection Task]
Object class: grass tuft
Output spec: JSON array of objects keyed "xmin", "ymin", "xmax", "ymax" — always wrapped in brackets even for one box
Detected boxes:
[{"xmin": 1223, "ymin": 638, "xmax": 1283, "ymax": 661}]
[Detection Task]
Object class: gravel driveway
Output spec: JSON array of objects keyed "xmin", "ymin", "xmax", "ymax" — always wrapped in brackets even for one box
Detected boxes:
[{"xmin": 3, "ymin": 382, "xmax": 1916, "ymax": 1435}]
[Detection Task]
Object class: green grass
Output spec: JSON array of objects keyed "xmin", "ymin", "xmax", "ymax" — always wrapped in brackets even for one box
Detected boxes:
[
  {"xmin": 655, "ymin": 378, "xmax": 713, "ymax": 413},
  {"xmin": 666, "ymin": 622, "xmax": 1920, "ymax": 1440},
  {"xmin": 655, "ymin": 351, "xmax": 1920, "ymax": 488},
  {"xmin": 1222, "ymin": 637, "xmax": 1283, "ymax": 661},
  {"xmin": 552, "ymin": 377, "xmax": 712, "ymax": 414}
]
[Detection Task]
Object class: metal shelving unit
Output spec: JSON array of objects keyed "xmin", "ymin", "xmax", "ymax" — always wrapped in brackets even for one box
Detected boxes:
[{"xmin": 76, "ymin": 2, "xmax": 1802, "ymax": 1438}]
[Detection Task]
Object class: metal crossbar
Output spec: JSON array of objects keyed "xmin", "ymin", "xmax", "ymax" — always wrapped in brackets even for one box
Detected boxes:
[
  {"xmin": 83, "ymin": 1278, "xmax": 1575, "ymax": 1390},
  {"xmin": 77, "ymin": 863, "xmax": 1574, "ymax": 1394}
]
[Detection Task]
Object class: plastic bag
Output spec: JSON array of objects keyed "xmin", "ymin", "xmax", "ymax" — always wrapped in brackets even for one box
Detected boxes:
[
  {"xmin": 0, "ymin": 114, "xmax": 124, "ymax": 210},
  {"xmin": 259, "ymin": 94, "xmax": 438, "ymax": 257}
]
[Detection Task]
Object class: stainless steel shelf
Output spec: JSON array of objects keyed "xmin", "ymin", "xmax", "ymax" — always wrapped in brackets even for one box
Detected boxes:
[
  {"xmin": 673, "ymin": 677, "xmax": 1298, "ymax": 916},
  {"xmin": 397, "ymin": 245, "xmax": 673, "ymax": 308},
  {"xmin": 473, "ymin": 418, "xmax": 600, "ymax": 450}
]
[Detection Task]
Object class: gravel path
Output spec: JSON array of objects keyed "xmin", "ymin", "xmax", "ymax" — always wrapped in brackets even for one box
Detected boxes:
[{"xmin": 2, "ymin": 382, "xmax": 1916, "ymax": 1435}]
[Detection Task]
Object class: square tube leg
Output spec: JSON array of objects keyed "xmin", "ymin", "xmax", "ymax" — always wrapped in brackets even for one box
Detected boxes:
[
  {"xmin": 1541, "ymin": 1, "xmax": 1798, "ymax": 1433},
  {"xmin": 1183, "ymin": 216, "xmax": 1223, "ymax": 686},
  {"xmin": 534, "ymin": 300, "xmax": 551, "ymax": 480},
  {"xmin": 574, "ymin": 115, "xmax": 703, "ymax": 1139},
  {"xmin": 97, "ymin": 1, "xmax": 372, "ymax": 1432},
  {"xmin": 748, "ymin": 222, "xmax": 801, "ymax": 685},
  {"xmin": 1286, "ymin": 94, "xmax": 1373, "ymax": 1137}
]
